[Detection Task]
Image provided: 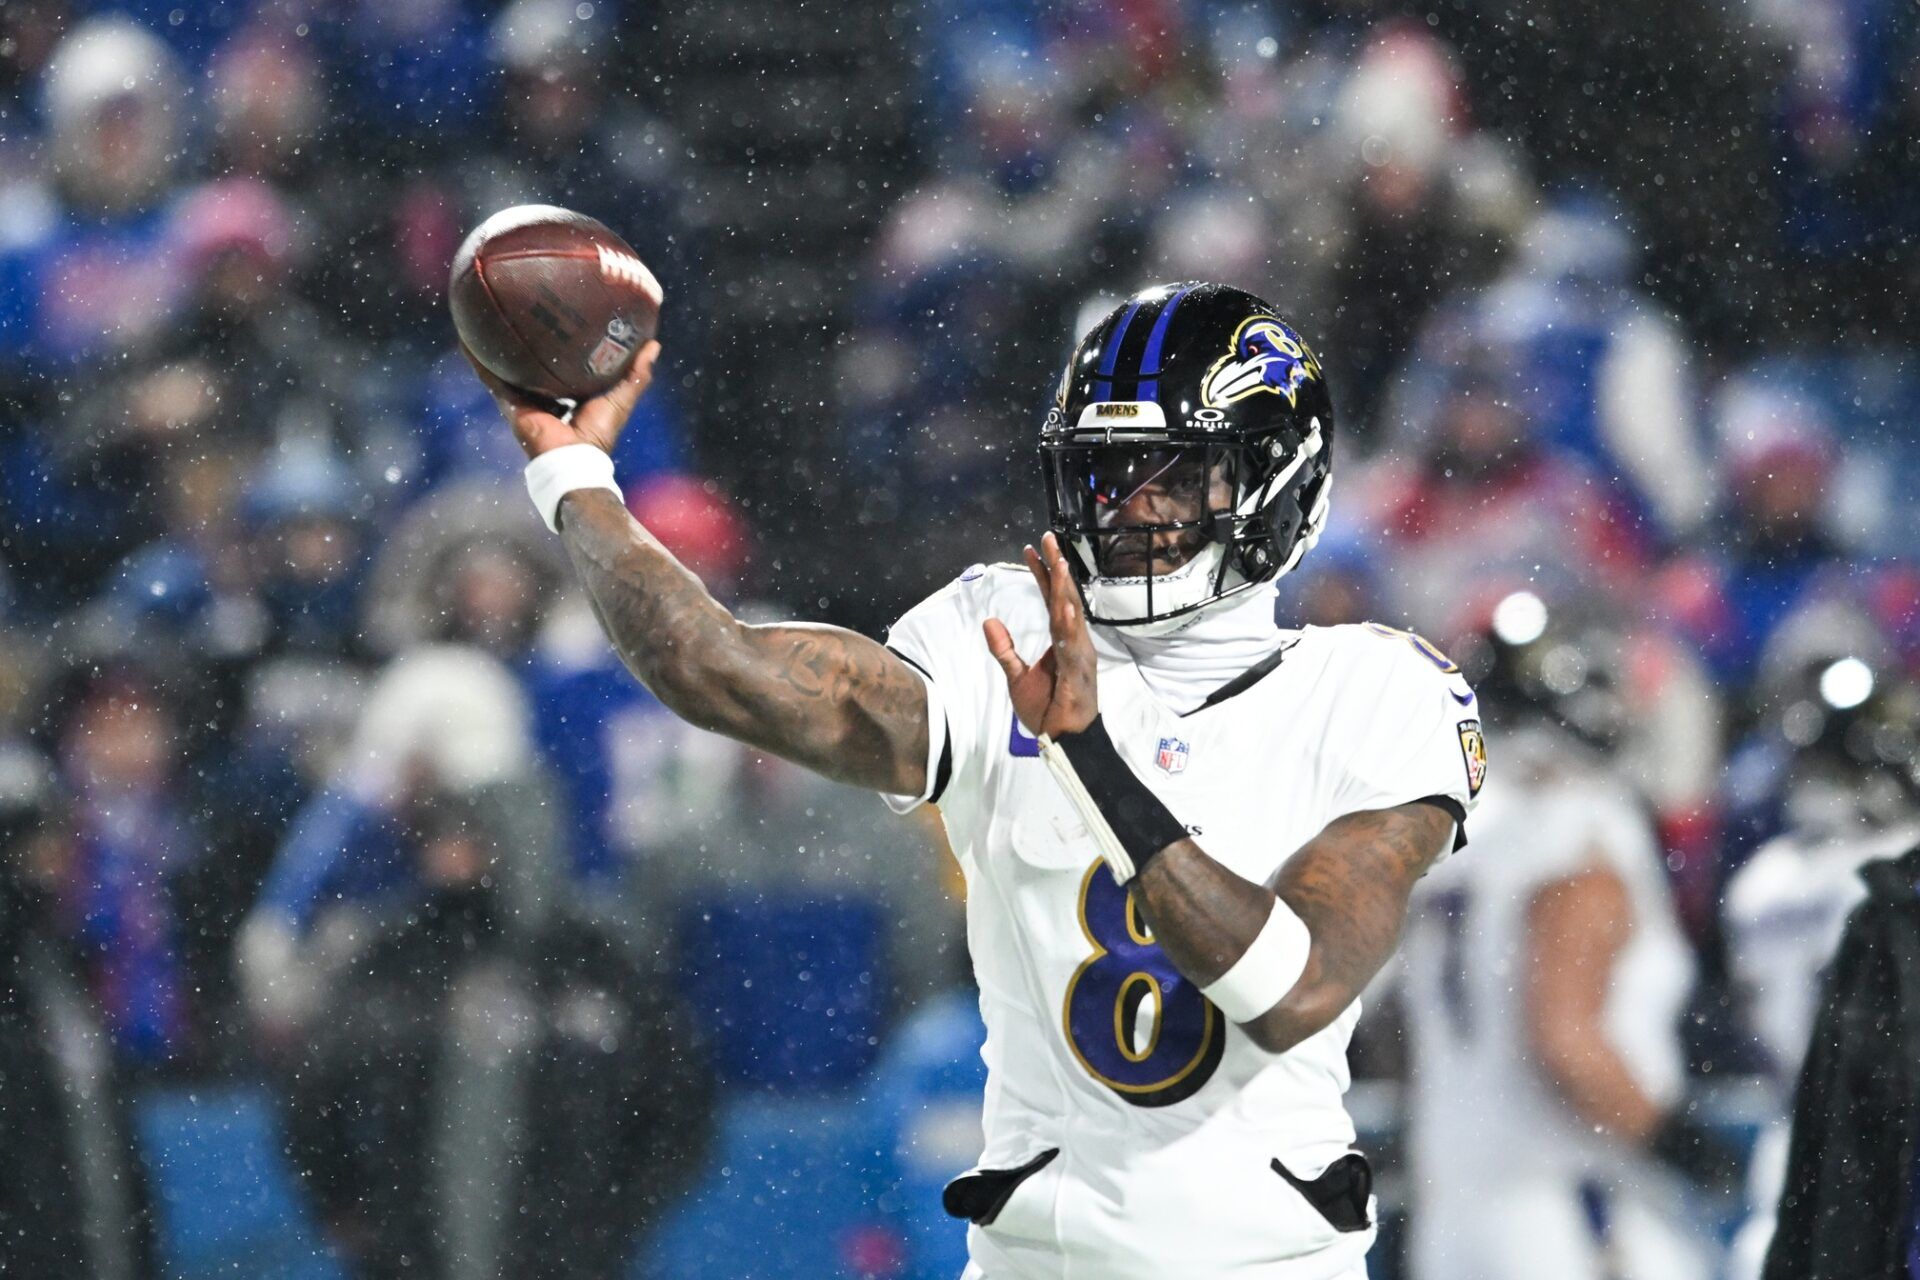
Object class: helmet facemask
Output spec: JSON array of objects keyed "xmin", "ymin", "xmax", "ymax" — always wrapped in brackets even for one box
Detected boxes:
[{"xmin": 1042, "ymin": 417, "xmax": 1329, "ymax": 633}]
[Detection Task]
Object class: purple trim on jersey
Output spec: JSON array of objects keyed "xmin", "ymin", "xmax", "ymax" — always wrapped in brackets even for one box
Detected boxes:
[
  {"xmin": 1008, "ymin": 712, "xmax": 1040, "ymax": 757},
  {"xmin": 1134, "ymin": 284, "xmax": 1194, "ymax": 401},
  {"xmin": 1092, "ymin": 297, "xmax": 1147, "ymax": 401},
  {"xmin": 1578, "ymin": 1181, "xmax": 1613, "ymax": 1244}
]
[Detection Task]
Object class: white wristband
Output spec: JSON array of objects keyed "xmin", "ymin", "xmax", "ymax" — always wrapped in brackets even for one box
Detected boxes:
[
  {"xmin": 525, "ymin": 444, "xmax": 623, "ymax": 533},
  {"xmin": 1202, "ymin": 897, "xmax": 1312, "ymax": 1025}
]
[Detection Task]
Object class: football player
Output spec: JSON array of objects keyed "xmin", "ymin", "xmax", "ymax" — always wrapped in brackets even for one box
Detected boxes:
[
  {"xmin": 1402, "ymin": 591, "xmax": 1732, "ymax": 1280},
  {"xmin": 468, "ymin": 282, "xmax": 1484, "ymax": 1278}
]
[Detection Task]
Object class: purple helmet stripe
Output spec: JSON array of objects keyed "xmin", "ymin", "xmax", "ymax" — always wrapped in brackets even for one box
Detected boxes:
[
  {"xmin": 1092, "ymin": 296, "xmax": 1147, "ymax": 401},
  {"xmin": 1133, "ymin": 284, "xmax": 1195, "ymax": 400}
]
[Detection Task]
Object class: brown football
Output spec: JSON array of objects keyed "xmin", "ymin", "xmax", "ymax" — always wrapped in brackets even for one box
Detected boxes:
[{"xmin": 448, "ymin": 204, "xmax": 662, "ymax": 404}]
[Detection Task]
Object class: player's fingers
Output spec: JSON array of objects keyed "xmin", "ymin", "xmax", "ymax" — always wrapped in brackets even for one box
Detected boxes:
[
  {"xmin": 1042, "ymin": 533, "xmax": 1083, "ymax": 642},
  {"xmin": 1023, "ymin": 543, "xmax": 1052, "ymax": 608},
  {"xmin": 983, "ymin": 618, "xmax": 1028, "ymax": 683},
  {"xmin": 604, "ymin": 340, "xmax": 660, "ymax": 413},
  {"xmin": 631, "ymin": 339, "xmax": 661, "ymax": 384}
]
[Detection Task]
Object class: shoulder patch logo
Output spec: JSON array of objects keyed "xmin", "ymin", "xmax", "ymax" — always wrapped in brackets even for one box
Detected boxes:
[
  {"xmin": 1457, "ymin": 719, "xmax": 1487, "ymax": 798},
  {"xmin": 1155, "ymin": 736, "xmax": 1190, "ymax": 775}
]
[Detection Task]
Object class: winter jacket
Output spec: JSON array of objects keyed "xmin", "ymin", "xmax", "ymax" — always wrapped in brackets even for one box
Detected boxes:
[
  {"xmin": 0, "ymin": 875, "xmax": 154, "ymax": 1280},
  {"xmin": 283, "ymin": 893, "xmax": 714, "ymax": 1280},
  {"xmin": 1764, "ymin": 842, "xmax": 1920, "ymax": 1280}
]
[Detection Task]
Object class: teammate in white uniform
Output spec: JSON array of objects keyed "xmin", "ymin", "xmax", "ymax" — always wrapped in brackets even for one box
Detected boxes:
[
  {"xmin": 1722, "ymin": 660, "xmax": 1920, "ymax": 1280},
  {"xmin": 1402, "ymin": 593, "xmax": 1730, "ymax": 1280},
  {"xmin": 469, "ymin": 282, "xmax": 1484, "ymax": 1277}
]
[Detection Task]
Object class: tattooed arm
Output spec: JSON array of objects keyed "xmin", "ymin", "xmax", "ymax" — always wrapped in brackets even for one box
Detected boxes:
[
  {"xmin": 467, "ymin": 341, "xmax": 929, "ymax": 797},
  {"xmin": 1132, "ymin": 803, "xmax": 1455, "ymax": 1055},
  {"xmin": 556, "ymin": 488, "xmax": 928, "ymax": 794}
]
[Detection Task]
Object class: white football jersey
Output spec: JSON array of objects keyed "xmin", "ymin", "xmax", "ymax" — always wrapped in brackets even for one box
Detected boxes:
[
  {"xmin": 1402, "ymin": 727, "xmax": 1695, "ymax": 1185},
  {"xmin": 1724, "ymin": 820, "xmax": 1920, "ymax": 1083},
  {"xmin": 883, "ymin": 564, "xmax": 1483, "ymax": 1280}
]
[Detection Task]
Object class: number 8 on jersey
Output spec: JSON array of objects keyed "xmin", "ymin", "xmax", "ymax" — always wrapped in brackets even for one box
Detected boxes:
[{"xmin": 1063, "ymin": 859, "xmax": 1227, "ymax": 1107}]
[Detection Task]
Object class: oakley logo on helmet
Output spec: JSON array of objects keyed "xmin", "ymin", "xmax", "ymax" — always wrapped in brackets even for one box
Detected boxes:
[{"xmin": 1201, "ymin": 317, "xmax": 1321, "ymax": 409}]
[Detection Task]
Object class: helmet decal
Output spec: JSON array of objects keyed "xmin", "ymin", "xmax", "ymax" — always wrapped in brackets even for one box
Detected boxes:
[{"xmin": 1201, "ymin": 317, "xmax": 1321, "ymax": 409}]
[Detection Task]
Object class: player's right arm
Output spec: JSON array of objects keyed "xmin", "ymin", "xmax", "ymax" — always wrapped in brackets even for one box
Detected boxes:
[
  {"xmin": 556, "ymin": 487, "xmax": 929, "ymax": 794},
  {"xmin": 1524, "ymin": 864, "xmax": 1663, "ymax": 1140},
  {"xmin": 1526, "ymin": 841, "xmax": 1740, "ymax": 1191},
  {"xmin": 468, "ymin": 342, "xmax": 930, "ymax": 797}
]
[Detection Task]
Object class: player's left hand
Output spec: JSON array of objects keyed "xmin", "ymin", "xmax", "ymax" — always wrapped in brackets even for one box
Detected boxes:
[{"xmin": 985, "ymin": 532, "xmax": 1098, "ymax": 738}]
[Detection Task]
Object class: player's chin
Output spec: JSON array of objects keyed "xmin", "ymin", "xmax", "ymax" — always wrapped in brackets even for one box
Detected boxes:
[
  {"xmin": 1098, "ymin": 534, "xmax": 1205, "ymax": 579},
  {"xmin": 1099, "ymin": 548, "xmax": 1201, "ymax": 579}
]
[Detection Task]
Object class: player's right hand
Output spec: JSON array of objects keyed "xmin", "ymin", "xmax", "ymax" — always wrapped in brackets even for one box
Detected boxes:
[
  {"xmin": 985, "ymin": 532, "xmax": 1099, "ymax": 739},
  {"xmin": 461, "ymin": 338, "xmax": 661, "ymax": 460}
]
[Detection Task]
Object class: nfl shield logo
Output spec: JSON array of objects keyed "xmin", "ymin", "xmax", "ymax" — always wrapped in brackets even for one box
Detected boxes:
[{"xmin": 1155, "ymin": 736, "xmax": 1190, "ymax": 774}]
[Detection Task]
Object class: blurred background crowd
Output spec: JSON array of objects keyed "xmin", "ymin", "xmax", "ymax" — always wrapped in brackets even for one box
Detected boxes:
[{"xmin": 1, "ymin": 0, "xmax": 1917, "ymax": 1277}]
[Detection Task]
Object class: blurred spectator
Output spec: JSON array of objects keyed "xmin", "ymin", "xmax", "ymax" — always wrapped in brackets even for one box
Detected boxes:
[
  {"xmin": 0, "ymin": 743, "xmax": 154, "ymax": 1280},
  {"xmin": 1350, "ymin": 306, "xmax": 1651, "ymax": 633},
  {"xmin": 1436, "ymin": 2, "xmax": 1786, "ymax": 346},
  {"xmin": 1477, "ymin": 196, "xmax": 1717, "ymax": 543},
  {"xmin": 469, "ymin": 0, "xmax": 684, "ymax": 243},
  {"xmin": 244, "ymin": 441, "xmax": 374, "ymax": 660},
  {"xmin": 237, "ymin": 641, "xmax": 548, "ymax": 1033},
  {"xmin": 278, "ymin": 787, "xmax": 715, "ymax": 1280},
  {"xmin": 1276, "ymin": 529, "xmax": 1386, "ymax": 629},
  {"xmin": 46, "ymin": 659, "xmax": 234, "ymax": 1073},
  {"xmin": 0, "ymin": 2, "xmax": 70, "ymax": 120},
  {"xmin": 206, "ymin": 23, "xmax": 324, "ymax": 185},
  {"xmin": 1748, "ymin": 0, "xmax": 1920, "ymax": 343},
  {"xmin": 310, "ymin": 0, "xmax": 493, "ymax": 149},
  {"xmin": 1317, "ymin": 24, "xmax": 1523, "ymax": 440},
  {"xmin": 1654, "ymin": 383, "xmax": 1860, "ymax": 692},
  {"xmin": 0, "ymin": 17, "xmax": 187, "ymax": 379}
]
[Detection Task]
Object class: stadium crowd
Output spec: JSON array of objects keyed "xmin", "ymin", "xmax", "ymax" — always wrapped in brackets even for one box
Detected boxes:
[{"xmin": 1, "ymin": 0, "xmax": 1918, "ymax": 1277}]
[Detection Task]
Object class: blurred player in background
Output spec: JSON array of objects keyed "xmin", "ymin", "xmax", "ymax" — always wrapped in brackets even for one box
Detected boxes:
[
  {"xmin": 1403, "ymin": 590, "xmax": 1734, "ymax": 1280},
  {"xmin": 1723, "ymin": 657, "xmax": 1920, "ymax": 1280},
  {"xmin": 470, "ymin": 282, "xmax": 1485, "ymax": 1279}
]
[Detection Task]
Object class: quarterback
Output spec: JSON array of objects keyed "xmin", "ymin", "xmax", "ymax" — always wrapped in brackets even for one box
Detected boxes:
[{"xmin": 469, "ymin": 283, "xmax": 1485, "ymax": 1278}]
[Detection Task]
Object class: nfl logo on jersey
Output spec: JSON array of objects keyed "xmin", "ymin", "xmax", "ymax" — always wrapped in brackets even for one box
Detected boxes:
[{"xmin": 1155, "ymin": 736, "xmax": 1190, "ymax": 774}]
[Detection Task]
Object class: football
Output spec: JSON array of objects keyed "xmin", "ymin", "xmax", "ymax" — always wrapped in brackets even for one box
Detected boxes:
[{"xmin": 448, "ymin": 204, "xmax": 662, "ymax": 404}]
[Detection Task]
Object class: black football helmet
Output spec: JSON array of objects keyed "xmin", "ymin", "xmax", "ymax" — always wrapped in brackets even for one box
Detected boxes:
[
  {"xmin": 1776, "ymin": 656, "xmax": 1920, "ymax": 825},
  {"xmin": 1042, "ymin": 282, "xmax": 1335, "ymax": 632},
  {"xmin": 1453, "ymin": 590, "xmax": 1630, "ymax": 750}
]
